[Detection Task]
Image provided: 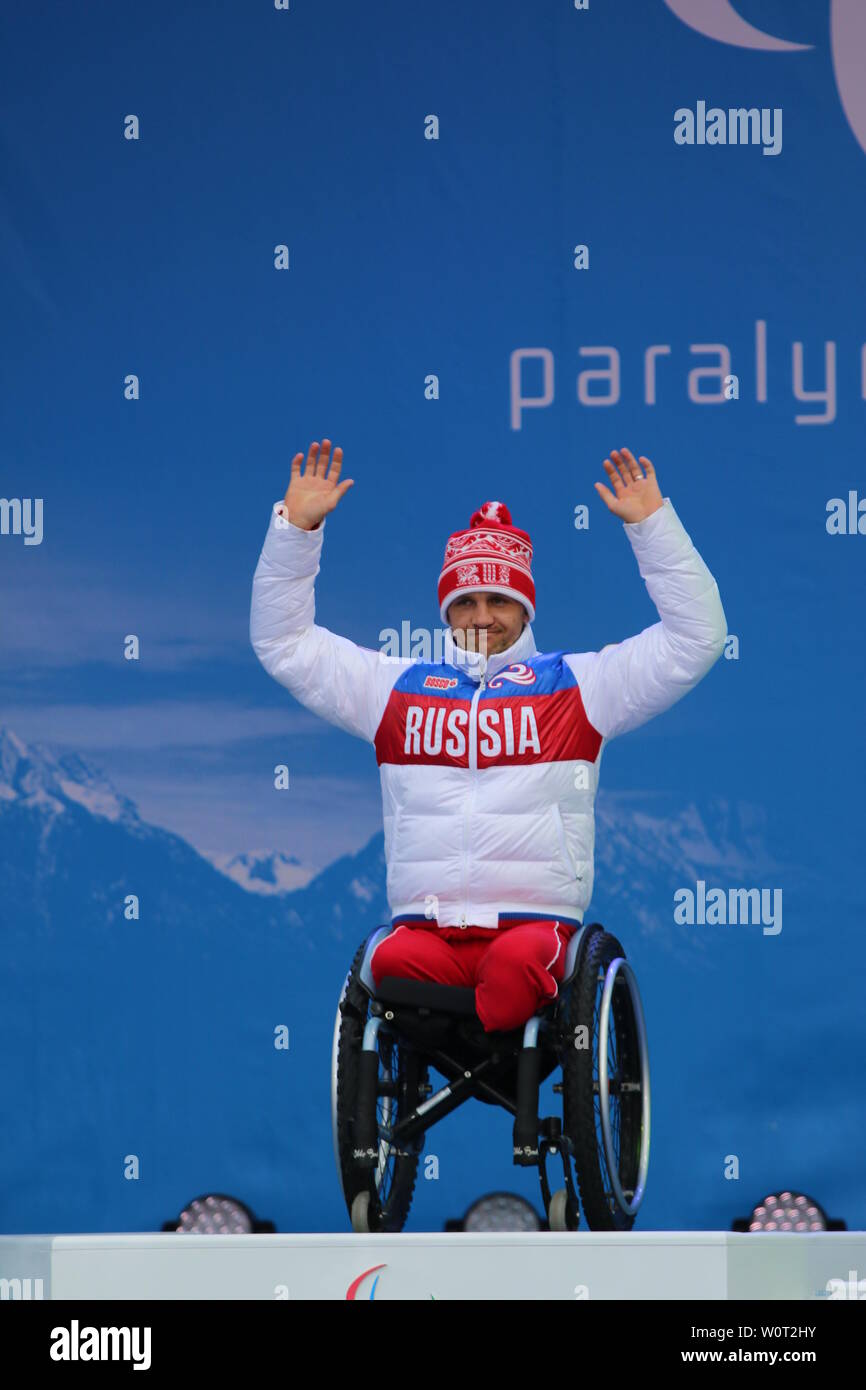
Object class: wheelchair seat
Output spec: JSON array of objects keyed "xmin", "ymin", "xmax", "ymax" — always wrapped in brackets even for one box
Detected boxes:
[
  {"xmin": 373, "ymin": 975, "xmax": 478, "ymax": 1016},
  {"xmin": 359, "ymin": 922, "xmax": 584, "ymax": 1023}
]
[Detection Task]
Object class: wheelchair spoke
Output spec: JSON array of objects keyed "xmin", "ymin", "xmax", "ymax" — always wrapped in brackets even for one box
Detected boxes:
[{"xmin": 374, "ymin": 1039, "xmax": 396, "ymax": 1198}]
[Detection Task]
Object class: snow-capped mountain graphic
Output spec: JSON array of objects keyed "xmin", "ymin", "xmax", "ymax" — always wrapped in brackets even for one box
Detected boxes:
[
  {"xmin": 206, "ymin": 848, "xmax": 315, "ymax": 896},
  {"xmin": 0, "ymin": 725, "xmax": 859, "ymax": 1237},
  {"xmin": 0, "ymin": 725, "xmax": 140, "ymax": 825},
  {"xmin": 0, "ymin": 724, "xmax": 304, "ymax": 942},
  {"xmin": 0, "ymin": 725, "xmax": 383, "ymax": 950}
]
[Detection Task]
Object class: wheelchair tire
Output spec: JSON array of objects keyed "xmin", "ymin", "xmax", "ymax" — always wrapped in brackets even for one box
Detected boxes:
[
  {"xmin": 547, "ymin": 1187, "xmax": 579, "ymax": 1233},
  {"xmin": 561, "ymin": 926, "xmax": 649, "ymax": 1231},
  {"xmin": 334, "ymin": 937, "xmax": 429, "ymax": 1233}
]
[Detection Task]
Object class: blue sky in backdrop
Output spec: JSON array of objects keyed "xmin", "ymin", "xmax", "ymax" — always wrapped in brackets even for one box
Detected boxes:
[{"xmin": 1, "ymin": 0, "xmax": 863, "ymax": 870}]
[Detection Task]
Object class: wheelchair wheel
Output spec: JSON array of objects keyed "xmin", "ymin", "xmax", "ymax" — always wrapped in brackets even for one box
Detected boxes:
[
  {"xmin": 561, "ymin": 926, "xmax": 650, "ymax": 1230},
  {"xmin": 333, "ymin": 938, "xmax": 429, "ymax": 1233}
]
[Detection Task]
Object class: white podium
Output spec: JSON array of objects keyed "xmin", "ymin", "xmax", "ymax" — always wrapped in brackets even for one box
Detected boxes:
[{"xmin": 2, "ymin": 1230, "xmax": 864, "ymax": 1300}]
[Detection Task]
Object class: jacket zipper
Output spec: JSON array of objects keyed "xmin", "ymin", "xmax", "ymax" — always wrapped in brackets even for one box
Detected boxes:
[{"xmin": 460, "ymin": 674, "xmax": 486, "ymax": 926}]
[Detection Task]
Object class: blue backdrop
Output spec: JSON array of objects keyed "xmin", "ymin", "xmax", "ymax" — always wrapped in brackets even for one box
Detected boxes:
[{"xmin": 1, "ymin": 0, "xmax": 864, "ymax": 1236}]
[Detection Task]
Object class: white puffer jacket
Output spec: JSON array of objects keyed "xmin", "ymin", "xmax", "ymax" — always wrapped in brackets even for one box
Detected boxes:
[{"xmin": 250, "ymin": 498, "xmax": 726, "ymax": 930}]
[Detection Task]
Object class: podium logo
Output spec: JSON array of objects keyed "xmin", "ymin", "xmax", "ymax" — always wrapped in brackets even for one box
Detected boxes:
[
  {"xmin": 665, "ymin": 0, "xmax": 866, "ymax": 158},
  {"xmin": 345, "ymin": 1263, "xmax": 435, "ymax": 1300}
]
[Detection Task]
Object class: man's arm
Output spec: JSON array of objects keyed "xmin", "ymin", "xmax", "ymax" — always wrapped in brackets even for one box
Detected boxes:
[
  {"xmin": 249, "ymin": 440, "xmax": 407, "ymax": 742},
  {"xmin": 566, "ymin": 449, "xmax": 727, "ymax": 740}
]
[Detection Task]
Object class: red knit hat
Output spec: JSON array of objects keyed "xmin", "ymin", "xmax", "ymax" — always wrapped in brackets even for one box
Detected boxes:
[{"xmin": 438, "ymin": 501, "xmax": 535, "ymax": 624}]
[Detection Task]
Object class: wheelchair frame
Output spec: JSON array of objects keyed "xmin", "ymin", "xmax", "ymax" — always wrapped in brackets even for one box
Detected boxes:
[{"xmin": 331, "ymin": 921, "xmax": 651, "ymax": 1232}]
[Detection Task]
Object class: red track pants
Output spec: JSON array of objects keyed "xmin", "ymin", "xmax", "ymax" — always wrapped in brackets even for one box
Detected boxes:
[{"xmin": 369, "ymin": 919, "xmax": 576, "ymax": 1032}]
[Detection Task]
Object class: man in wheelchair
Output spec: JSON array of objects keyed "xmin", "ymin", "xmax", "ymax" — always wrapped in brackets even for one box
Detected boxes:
[{"xmin": 249, "ymin": 440, "xmax": 726, "ymax": 1230}]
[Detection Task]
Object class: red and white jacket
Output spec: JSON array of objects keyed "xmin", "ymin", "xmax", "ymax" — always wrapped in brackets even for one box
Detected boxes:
[{"xmin": 249, "ymin": 499, "xmax": 726, "ymax": 931}]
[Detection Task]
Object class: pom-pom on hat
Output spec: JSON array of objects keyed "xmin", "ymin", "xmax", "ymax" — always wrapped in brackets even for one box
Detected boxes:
[{"xmin": 438, "ymin": 500, "xmax": 535, "ymax": 624}]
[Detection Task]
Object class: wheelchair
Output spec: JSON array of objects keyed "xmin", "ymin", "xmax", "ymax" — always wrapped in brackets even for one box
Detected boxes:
[{"xmin": 331, "ymin": 920, "xmax": 651, "ymax": 1232}]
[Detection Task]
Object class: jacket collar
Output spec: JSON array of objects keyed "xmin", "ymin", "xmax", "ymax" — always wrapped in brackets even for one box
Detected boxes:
[{"xmin": 447, "ymin": 622, "xmax": 538, "ymax": 684}]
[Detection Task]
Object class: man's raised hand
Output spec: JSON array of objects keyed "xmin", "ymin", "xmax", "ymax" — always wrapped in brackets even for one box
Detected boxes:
[
  {"xmin": 282, "ymin": 439, "xmax": 354, "ymax": 531},
  {"xmin": 594, "ymin": 448, "xmax": 664, "ymax": 524}
]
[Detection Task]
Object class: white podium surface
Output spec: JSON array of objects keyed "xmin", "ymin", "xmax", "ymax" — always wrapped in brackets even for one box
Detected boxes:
[{"xmin": 1, "ymin": 1231, "xmax": 864, "ymax": 1300}]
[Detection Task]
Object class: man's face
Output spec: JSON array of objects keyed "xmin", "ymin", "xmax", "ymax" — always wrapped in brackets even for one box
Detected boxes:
[{"xmin": 446, "ymin": 591, "xmax": 527, "ymax": 658}]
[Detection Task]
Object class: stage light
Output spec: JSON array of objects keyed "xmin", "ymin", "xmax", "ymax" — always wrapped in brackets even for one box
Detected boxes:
[
  {"xmin": 731, "ymin": 1190, "xmax": 846, "ymax": 1233},
  {"xmin": 446, "ymin": 1192, "xmax": 542, "ymax": 1232},
  {"xmin": 162, "ymin": 1193, "xmax": 276, "ymax": 1234}
]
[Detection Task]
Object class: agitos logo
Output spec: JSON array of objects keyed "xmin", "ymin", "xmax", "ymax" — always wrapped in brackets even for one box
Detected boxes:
[
  {"xmin": 664, "ymin": 0, "xmax": 866, "ymax": 157},
  {"xmin": 345, "ymin": 1264, "xmax": 435, "ymax": 1300}
]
